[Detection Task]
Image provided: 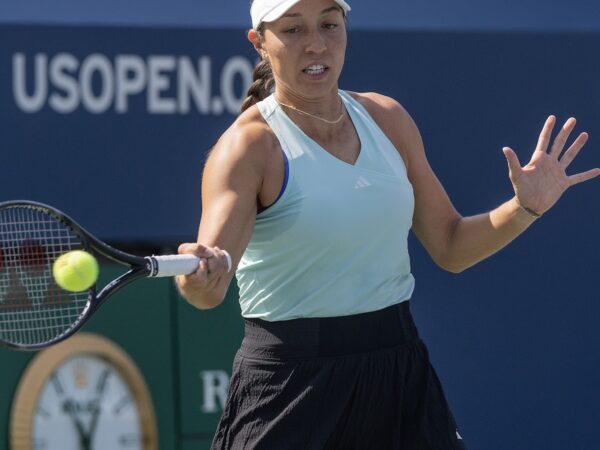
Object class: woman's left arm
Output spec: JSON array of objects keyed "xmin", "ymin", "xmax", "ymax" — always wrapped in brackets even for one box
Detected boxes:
[{"xmin": 360, "ymin": 93, "xmax": 600, "ymax": 273}]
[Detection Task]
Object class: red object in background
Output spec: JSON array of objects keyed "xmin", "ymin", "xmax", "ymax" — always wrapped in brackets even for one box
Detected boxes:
[{"xmin": 19, "ymin": 239, "xmax": 48, "ymax": 270}]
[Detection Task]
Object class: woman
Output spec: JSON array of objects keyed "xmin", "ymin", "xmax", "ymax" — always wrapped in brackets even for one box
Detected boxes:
[{"xmin": 176, "ymin": 0, "xmax": 599, "ymax": 448}]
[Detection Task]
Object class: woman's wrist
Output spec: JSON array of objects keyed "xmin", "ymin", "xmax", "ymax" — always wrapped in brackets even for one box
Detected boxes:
[{"xmin": 513, "ymin": 196, "xmax": 542, "ymax": 220}]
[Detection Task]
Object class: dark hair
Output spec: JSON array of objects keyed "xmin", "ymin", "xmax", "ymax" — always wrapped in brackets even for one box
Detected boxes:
[{"xmin": 240, "ymin": 25, "xmax": 275, "ymax": 113}]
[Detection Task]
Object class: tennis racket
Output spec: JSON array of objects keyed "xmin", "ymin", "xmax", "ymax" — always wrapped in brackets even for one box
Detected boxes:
[{"xmin": 0, "ymin": 200, "xmax": 201, "ymax": 351}]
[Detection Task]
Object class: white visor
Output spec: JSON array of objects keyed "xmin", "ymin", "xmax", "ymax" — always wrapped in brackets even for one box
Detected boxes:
[{"xmin": 251, "ymin": 0, "xmax": 351, "ymax": 29}]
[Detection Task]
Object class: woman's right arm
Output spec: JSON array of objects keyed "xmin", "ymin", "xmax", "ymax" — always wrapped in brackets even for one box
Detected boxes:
[{"xmin": 176, "ymin": 116, "xmax": 275, "ymax": 309}]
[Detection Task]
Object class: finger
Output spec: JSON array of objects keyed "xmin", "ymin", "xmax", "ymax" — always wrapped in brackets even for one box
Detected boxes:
[
  {"xmin": 198, "ymin": 246, "xmax": 217, "ymax": 258},
  {"xmin": 549, "ymin": 117, "xmax": 576, "ymax": 157},
  {"xmin": 535, "ymin": 115, "xmax": 556, "ymax": 154},
  {"xmin": 178, "ymin": 243, "xmax": 198, "ymax": 254},
  {"xmin": 197, "ymin": 258, "xmax": 210, "ymax": 280},
  {"xmin": 210, "ymin": 247, "xmax": 231, "ymax": 275},
  {"xmin": 175, "ymin": 256, "xmax": 212, "ymax": 296},
  {"xmin": 201, "ymin": 256, "xmax": 226, "ymax": 291},
  {"xmin": 502, "ymin": 147, "xmax": 523, "ymax": 179},
  {"xmin": 178, "ymin": 242, "xmax": 215, "ymax": 258},
  {"xmin": 203, "ymin": 251, "xmax": 227, "ymax": 278},
  {"xmin": 205, "ymin": 255, "xmax": 217, "ymax": 276},
  {"xmin": 568, "ymin": 168, "xmax": 600, "ymax": 186},
  {"xmin": 559, "ymin": 132, "xmax": 588, "ymax": 169}
]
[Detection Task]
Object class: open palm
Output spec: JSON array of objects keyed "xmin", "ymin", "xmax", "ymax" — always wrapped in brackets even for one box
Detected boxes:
[{"xmin": 503, "ymin": 116, "xmax": 600, "ymax": 216}]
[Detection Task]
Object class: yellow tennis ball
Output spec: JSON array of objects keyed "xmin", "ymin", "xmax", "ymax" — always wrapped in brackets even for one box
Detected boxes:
[{"xmin": 52, "ymin": 250, "xmax": 99, "ymax": 292}]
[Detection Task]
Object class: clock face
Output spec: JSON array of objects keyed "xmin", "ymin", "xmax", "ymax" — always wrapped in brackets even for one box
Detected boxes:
[{"xmin": 32, "ymin": 354, "xmax": 143, "ymax": 450}]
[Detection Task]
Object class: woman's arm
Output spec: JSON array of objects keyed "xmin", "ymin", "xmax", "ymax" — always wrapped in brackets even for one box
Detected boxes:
[
  {"xmin": 176, "ymin": 114, "xmax": 278, "ymax": 308},
  {"xmin": 356, "ymin": 93, "xmax": 599, "ymax": 273}
]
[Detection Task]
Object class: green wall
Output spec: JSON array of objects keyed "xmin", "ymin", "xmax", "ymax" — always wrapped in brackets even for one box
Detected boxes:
[{"xmin": 0, "ymin": 263, "xmax": 244, "ymax": 449}]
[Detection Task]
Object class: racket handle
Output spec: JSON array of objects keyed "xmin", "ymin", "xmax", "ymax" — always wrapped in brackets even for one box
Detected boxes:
[{"xmin": 148, "ymin": 254, "xmax": 200, "ymax": 277}]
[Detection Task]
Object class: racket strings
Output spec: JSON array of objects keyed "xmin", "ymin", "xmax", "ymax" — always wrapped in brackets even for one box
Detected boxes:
[{"xmin": 0, "ymin": 206, "xmax": 89, "ymax": 346}]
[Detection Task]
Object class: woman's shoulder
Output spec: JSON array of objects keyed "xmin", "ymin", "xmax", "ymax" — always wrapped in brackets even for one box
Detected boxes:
[
  {"xmin": 345, "ymin": 91, "xmax": 413, "ymax": 125},
  {"xmin": 210, "ymin": 104, "xmax": 281, "ymax": 167},
  {"xmin": 344, "ymin": 91, "xmax": 422, "ymax": 166},
  {"xmin": 224, "ymin": 105, "xmax": 278, "ymax": 150}
]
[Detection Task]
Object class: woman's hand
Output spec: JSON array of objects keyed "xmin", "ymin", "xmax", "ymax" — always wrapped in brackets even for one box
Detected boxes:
[
  {"xmin": 175, "ymin": 243, "xmax": 232, "ymax": 309},
  {"xmin": 502, "ymin": 115, "xmax": 600, "ymax": 216}
]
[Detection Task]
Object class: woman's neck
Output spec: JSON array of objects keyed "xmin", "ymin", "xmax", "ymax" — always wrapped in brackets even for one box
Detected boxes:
[{"xmin": 274, "ymin": 87, "xmax": 343, "ymax": 121}]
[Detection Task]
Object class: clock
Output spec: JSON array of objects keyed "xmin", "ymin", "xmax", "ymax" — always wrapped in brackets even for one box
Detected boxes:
[{"xmin": 10, "ymin": 333, "xmax": 158, "ymax": 450}]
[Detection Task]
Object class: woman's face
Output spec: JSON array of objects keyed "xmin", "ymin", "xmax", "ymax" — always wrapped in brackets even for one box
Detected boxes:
[{"xmin": 251, "ymin": 0, "xmax": 347, "ymax": 101}]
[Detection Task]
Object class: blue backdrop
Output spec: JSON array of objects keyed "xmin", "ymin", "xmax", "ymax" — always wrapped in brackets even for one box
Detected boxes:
[
  {"xmin": 1, "ymin": 23, "xmax": 599, "ymax": 449},
  {"xmin": 1, "ymin": 0, "xmax": 600, "ymax": 31}
]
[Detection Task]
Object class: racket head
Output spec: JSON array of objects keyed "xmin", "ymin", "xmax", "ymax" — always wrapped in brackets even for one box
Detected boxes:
[{"xmin": 0, "ymin": 201, "xmax": 95, "ymax": 350}]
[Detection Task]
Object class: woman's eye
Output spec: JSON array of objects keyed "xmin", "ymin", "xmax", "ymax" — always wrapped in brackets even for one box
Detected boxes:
[
  {"xmin": 323, "ymin": 23, "xmax": 338, "ymax": 30},
  {"xmin": 285, "ymin": 27, "xmax": 300, "ymax": 34}
]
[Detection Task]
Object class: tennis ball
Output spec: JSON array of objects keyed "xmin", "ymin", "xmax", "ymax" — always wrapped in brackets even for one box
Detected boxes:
[{"xmin": 52, "ymin": 250, "xmax": 99, "ymax": 292}]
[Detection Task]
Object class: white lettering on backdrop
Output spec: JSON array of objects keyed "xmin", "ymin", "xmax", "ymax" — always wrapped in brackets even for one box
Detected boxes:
[
  {"xmin": 200, "ymin": 370, "xmax": 230, "ymax": 413},
  {"xmin": 12, "ymin": 53, "xmax": 254, "ymax": 115}
]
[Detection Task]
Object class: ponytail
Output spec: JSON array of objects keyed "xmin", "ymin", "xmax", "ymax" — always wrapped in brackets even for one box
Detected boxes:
[{"xmin": 240, "ymin": 58, "xmax": 275, "ymax": 113}]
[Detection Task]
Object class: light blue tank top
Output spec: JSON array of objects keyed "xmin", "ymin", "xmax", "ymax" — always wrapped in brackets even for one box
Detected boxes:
[{"xmin": 236, "ymin": 90, "xmax": 415, "ymax": 321}]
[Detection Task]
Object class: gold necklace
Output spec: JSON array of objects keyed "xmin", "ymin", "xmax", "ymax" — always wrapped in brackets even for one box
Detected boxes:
[{"xmin": 276, "ymin": 97, "xmax": 345, "ymax": 125}]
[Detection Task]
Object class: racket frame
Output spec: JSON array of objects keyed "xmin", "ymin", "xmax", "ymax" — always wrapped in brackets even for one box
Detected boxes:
[{"xmin": 0, "ymin": 200, "xmax": 156, "ymax": 351}]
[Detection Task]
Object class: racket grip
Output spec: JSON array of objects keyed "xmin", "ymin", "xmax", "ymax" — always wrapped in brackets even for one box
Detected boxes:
[{"xmin": 148, "ymin": 254, "xmax": 200, "ymax": 277}]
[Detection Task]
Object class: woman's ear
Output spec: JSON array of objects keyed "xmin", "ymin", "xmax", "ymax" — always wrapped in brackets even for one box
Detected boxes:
[{"xmin": 248, "ymin": 29, "xmax": 268, "ymax": 60}]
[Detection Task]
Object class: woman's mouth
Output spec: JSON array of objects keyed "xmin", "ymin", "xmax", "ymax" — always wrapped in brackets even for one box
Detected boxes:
[{"xmin": 303, "ymin": 64, "xmax": 327, "ymax": 75}]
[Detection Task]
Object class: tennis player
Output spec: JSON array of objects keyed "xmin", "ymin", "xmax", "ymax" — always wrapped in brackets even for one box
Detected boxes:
[{"xmin": 176, "ymin": 0, "xmax": 600, "ymax": 448}]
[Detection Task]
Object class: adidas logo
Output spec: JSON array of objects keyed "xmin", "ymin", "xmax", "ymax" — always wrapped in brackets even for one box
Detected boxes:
[{"xmin": 354, "ymin": 176, "xmax": 371, "ymax": 189}]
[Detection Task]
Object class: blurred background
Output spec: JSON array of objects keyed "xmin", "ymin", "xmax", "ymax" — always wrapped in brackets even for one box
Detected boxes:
[{"xmin": 1, "ymin": 1, "xmax": 599, "ymax": 449}]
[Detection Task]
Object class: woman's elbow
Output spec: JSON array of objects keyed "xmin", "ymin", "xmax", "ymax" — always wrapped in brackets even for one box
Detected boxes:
[
  {"xmin": 433, "ymin": 254, "xmax": 473, "ymax": 274},
  {"xmin": 183, "ymin": 291, "xmax": 226, "ymax": 310},
  {"xmin": 175, "ymin": 276, "xmax": 229, "ymax": 310}
]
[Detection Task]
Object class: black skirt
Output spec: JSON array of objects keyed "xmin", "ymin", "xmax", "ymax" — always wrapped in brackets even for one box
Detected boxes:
[{"xmin": 211, "ymin": 302, "xmax": 467, "ymax": 450}]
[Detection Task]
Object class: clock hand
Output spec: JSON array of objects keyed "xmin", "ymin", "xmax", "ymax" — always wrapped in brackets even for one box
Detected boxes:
[
  {"xmin": 63, "ymin": 400, "xmax": 89, "ymax": 450},
  {"xmin": 85, "ymin": 399, "xmax": 102, "ymax": 449},
  {"xmin": 87, "ymin": 368, "xmax": 111, "ymax": 449}
]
